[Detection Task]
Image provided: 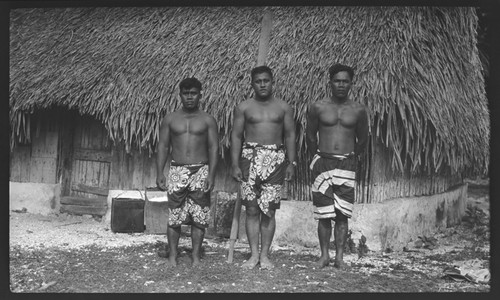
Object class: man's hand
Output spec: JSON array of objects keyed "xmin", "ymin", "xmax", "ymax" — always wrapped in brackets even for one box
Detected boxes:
[
  {"xmin": 285, "ymin": 164, "xmax": 295, "ymax": 182},
  {"xmin": 156, "ymin": 174, "xmax": 167, "ymax": 191},
  {"xmin": 231, "ymin": 165, "xmax": 243, "ymax": 182},
  {"xmin": 204, "ymin": 177, "xmax": 215, "ymax": 193}
]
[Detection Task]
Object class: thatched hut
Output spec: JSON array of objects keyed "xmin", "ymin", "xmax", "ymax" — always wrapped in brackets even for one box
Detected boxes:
[{"xmin": 10, "ymin": 7, "xmax": 488, "ymax": 218}]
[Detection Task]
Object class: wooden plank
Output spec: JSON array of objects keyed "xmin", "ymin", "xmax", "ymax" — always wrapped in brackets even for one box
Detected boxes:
[
  {"xmin": 121, "ymin": 149, "xmax": 135, "ymax": 189},
  {"xmin": 60, "ymin": 204, "xmax": 107, "ymax": 216},
  {"xmin": 60, "ymin": 196, "xmax": 107, "ymax": 206},
  {"xmin": 131, "ymin": 148, "xmax": 145, "ymax": 189},
  {"xmin": 257, "ymin": 9, "xmax": 273, "ymax": 66},
  {"xmin": 142, "ymin": 155, "xmax": 156, "ymax": 188},
  {"xmin": 31, "ymin": 131, "xmax": 58, "ymax": 159},
  {"xmin": 71, "ymin": 183, "xmax": 109, "ymax": 196},
  {"xmin": 73, "ymin": 149, "xmax": 112, "ymax": 162},
  {"xmin": 29, "ymin": 157, "xmax": 57, "ymax": 184},
  {"xmin": 10, "ymin": 145, "xmax": 31, "ymax": 182},
  {"xmin": 58, "ymin": 112, "xmax": 75, "ymax": 194},
  {"xmin": 108, "ymin": 142, "xmax": 124, "ymax": 189}
]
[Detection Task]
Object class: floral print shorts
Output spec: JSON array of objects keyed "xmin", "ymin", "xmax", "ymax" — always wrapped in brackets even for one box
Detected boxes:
[
  {"xmin": 168, "ymin": 198, "xmax": 211, "ymax": 228},
  {"xmin": 240, "ymin": 142, "xmax": 286, "ymax": 217},
  {"xmin": 167, "ymin": 161, "xmax": 211, "ymax": 228}
]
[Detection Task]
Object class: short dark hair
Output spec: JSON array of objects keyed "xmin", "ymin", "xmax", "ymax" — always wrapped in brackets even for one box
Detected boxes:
[
  {"xmin": 251, "ymin": 65, "xmax": 273, "ymax": 81},
  {"xmin": 329, "ymin": 64, "xmax": 354, "ymax": 80},
  {"xmin": 179, "ymin": 77, "xmax": 202, "ymax": 92}
]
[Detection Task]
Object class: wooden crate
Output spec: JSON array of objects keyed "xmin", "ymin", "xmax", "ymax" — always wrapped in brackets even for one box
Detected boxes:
[{"xmin": 144, "ymin": 189, "xmax": 169, "ymax": 234}]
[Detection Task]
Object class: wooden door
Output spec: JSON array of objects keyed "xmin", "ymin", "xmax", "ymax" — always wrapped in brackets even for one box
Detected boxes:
[{"xmin": 60, "ymin": 115, "xmax": 112, "ymax": 216}]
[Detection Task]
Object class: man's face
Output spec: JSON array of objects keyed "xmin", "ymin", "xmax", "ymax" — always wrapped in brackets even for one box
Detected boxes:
[
  {"xmin": 251, "ymin": 72, "xmax": 273, "ymax": 99},
  {"xmin": 180, "ymin": 87, "xmax": 201, "ymax": 110},
  {"xmin": 330, "ymin": 71, "xmax": 352, "ymax": 99}
]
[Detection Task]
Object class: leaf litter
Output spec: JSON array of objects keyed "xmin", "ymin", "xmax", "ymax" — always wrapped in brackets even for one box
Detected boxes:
[{"xmin": 9, "ymin": 184, "xmax": 490, "ymax": 293}]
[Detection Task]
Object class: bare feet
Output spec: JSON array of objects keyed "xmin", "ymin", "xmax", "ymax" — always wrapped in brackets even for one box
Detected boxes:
[
  {"xmin": 315, "ymin": 256, "xmax": 330, "ymax": 269},
  {"xmin": 241, "ymin": 256, "xmax": 260, "ymax": 269},
  {"xmin": 259, "ymin": 255, "xmax": 274, "ymax": 270},
  {"xmin": 192, "ymin": 257, "xmax": 201, "ymax": 267},
  {"xmin": 333, "ymin": 260, "xmax": 350, "ymax": 270},
  {"xmin": 167, "ymin": 256, "xmax": 177, "ymax": 267}
]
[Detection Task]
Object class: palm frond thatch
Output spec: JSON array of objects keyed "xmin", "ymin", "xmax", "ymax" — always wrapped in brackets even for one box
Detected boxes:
[{"xmin": 9, "ymin": 6, "xmax": 489, "ymax": 177}]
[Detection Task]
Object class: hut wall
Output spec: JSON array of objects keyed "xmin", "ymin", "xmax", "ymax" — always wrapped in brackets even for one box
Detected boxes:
[
  {"xmin": 9, "ymin": 145, "xmax": 31, "ymax": 182},
  {"xmin": 366, "ymin": 140, "xmax": 462, "ymax": 204},
  {"xmin": 9, "ymin": 110, "xmax": 462, "ymax": 205},
  {"xmin": 213, "ymin": 150, "xmax": 241, "ymax": 194},
  {"xmin": 108, "ymin": 143, "xmax": 156, "ymax": 191},
  {"xmin": 10, "ymin": 111, "xmax": 60, "ymax": 184},
  {"xmin": 288, "ymin": 158, "xmax": 313, "ymax": 202}
]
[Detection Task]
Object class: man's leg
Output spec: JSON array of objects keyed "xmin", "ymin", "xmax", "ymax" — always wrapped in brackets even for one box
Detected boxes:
[
  {"xmin": 191, "ymin": 225, "xmax": 205, "ymax": 267},
  {"xmin": 259, "ymin": 209, "xmax": 276, "ymax": 269},
  {"xmin": 242, "ymin": 206, "xmax": 260, "ymax": 269},
  {"xmin": 316, "ymin": 218, "xmax": 332, "ymax": 268},
  {"xmin": 166, "ymin": 226, "xmax": 181, "ymax": 267},
  {"xmin": 333, "ymin": 213, "xmax": 348, "ymax": 268}
]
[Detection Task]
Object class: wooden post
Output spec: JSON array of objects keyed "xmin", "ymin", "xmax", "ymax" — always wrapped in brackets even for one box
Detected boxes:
[
  {"xmin": 227, "ymin": 187, "xmax": 242, "ymax": 263},
  {"xmin": 256, "ymin": 9, "xmax": 273, "ymax": 67}
]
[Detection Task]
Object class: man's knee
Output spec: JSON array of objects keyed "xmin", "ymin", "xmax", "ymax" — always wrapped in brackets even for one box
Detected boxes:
[
  {"xmin": 191, "ymin": 224, "xmax": 206, "ymax": 232},
  {"xmin": 334, "ymin": 209, "xmax": 348, "ymax": 223},
  {"xmin": 262, "ymin": 209, "xmax": 275, "ymax": 219},
  {"xmin": 318, "ymin": 218, "xmax": 332, "ymax": 227},
  {"xmin": 245, "ymin": 206, "xmax": 260, "ymax": 217},
  {"xmin": 335, "ymin": 216, "xmax": 349, "ymax": 232}
]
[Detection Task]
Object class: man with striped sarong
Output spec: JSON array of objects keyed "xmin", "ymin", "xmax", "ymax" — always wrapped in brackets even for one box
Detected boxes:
[{"xmin": 306, "ymin": 64, "xmax": 369, "ymax": 269}]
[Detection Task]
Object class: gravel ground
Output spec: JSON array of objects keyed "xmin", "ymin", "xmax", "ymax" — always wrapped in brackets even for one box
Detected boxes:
[
  {"xmin": 9, "ymin": 213, "xmax": 166, "ymax": 250},
  {"xmin": 9, "ymin": 181, "xmax": 490, "ymax": 293}
]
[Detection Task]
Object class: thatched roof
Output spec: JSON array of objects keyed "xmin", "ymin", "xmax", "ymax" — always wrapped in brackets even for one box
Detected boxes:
[{"xmin": 10, "ymin": 6, "xmax": 489, "ymax": 176}]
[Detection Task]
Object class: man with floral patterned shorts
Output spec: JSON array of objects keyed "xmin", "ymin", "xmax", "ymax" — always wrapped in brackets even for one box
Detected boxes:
[
  {"xmin": 239, "ymin": 142, "xmax": 287, "ymax": 217},
  {"xmin": 156, "ymin": 77, "xmax": 218, "ymax": 267},
  {"xmin": 167, "ymin": 161, "xmax": 211, "ymax": 228},
  {"xmin": 231, "ymin": 66, "xmax": 296, "ymax": 270}
]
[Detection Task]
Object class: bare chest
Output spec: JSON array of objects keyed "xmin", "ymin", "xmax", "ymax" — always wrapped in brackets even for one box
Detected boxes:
[
  {"xmin": 170, "ymin": 116, "xmax": 207, "ymax": 135},
  {"xmin": 245, "ymin": 105, "xmax": 284, "ymax": 124},
  {"xmin": 318, "ymin": 105, "xmax": 359, "ymax": 128}
]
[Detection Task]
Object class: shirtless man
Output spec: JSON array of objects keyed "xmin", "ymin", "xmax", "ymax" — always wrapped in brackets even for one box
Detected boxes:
[
  {"xmin": 306, "ymin": 64, "xmax": 368, "ymax": 269},
  {"xmin": 156, "ymin": 77, "xmax": 219, "ymax": 267},
  {"xmin": 231, "ymin": 65, "xmax": 296, "ymax": 270}
]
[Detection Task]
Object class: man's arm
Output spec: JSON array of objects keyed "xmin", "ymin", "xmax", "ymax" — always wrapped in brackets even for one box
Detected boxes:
[
  {"xmin": 205, "ymin": 115, "xmax": 219, "ymax": 192},
  {"xmin": 355, "ymin": 106, "xmax": 369, "ymax": 156},
  {"xmin": 156, "ymin": 115, "xmax": 171, "ymax": 190},
  {"xmin": 305, "ymin": 103, "xmax": 319, "ymax": 156},
  {"xmin": 283, "ymin": 103, "xmax": 296, "ymax": 181},
  {"xmin": 230, "ymin": 104, "xmax": 245, "ymax": 182}
]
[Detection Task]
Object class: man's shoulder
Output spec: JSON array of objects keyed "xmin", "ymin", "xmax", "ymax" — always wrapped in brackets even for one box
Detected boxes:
[
  {"xmin": 350, "ymin": 100, "xmax": 367, "ymax": 111},
  {"xmin": 236, "ymin": 98, "xmax": 254, "ymax": 109},
  {"xmin": 200, "ymin": 110, "xmax": 217, "ymax": 121},
  {"xmin": 310, "ymin": 98, "xmax": 330, "ymax": 109},
  {"xmin": 163, "ymin": 110, "xmax": 178, "ymax": 120},
  {"xmin": 269, "ymin": 97, "xmax": 290, "ymax": 110}
]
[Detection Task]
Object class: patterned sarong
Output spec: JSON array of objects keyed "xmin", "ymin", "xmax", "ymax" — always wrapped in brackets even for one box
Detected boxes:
[
  {"xmin": 310, "ymin": 152, "xmax": 356, "ymax": 220},
  {"xmin": 240, "ymin": 142, "xmax": 287, "ymax": 217},
  {"xmin": 167, "ymin": 161, "xmax": 210, "ymax": 228}
]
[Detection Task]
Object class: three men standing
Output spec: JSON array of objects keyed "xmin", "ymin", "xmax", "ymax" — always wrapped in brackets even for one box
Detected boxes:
[
  {"xmin": 306, "ymin": 64, "xmax": 368, "ymax": 269},
  {"xmin": 156, "ymin": 63, "xmax": 368, "ymax": 270}
]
